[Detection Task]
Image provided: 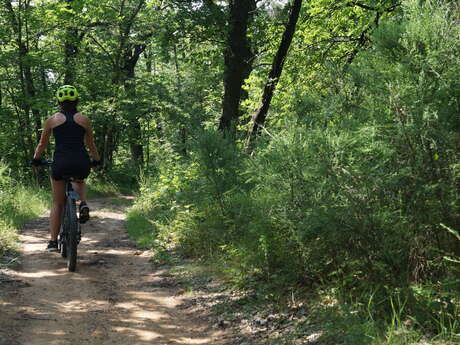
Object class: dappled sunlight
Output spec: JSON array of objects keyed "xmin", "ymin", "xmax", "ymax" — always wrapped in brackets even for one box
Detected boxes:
[
  {"xmin": 36, "ymin": 330, "xmax": 64, "ymax": 335},
  {"xmin": 162, "ymin": 324, "xmax": 180, "ymax": 329},
  {"xmin": 93, "ymin": 207, "xmax": 126, "ymax": 220},
  {"xmin": 15, "ymin": 269, "xmax": 67, "ymax": 279},
  {"xmin": 0, "ymin": 197, "xmax": 227, "ymax": 345},
  {"xmin": 0, "ymin": 301, "xmax": 14, "ymax": 308},
  {"xmin": 112, "ymin": 327, "xmax": 163, "ymax": 342},
  {"xmin": 125, "ymin": 291, "xmax": 177, "ymax": 304},
  {"xmin": 96, "ymin": 212, "xmax": 125, "ymax": 221},
  {"xmin": 20, "ymin": 234, "xmax": 49, "ymax": 245},
  {"xmin": 176, "ymin": 337, "xmax": 214, "ymax": 344},
  {"xmin": 130, "ymin": 309, "xmax": 164, "ymax": 320}
]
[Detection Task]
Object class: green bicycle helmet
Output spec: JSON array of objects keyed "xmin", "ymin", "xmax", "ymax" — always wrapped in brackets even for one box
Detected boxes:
[{"xmin": 56, "ymin": 85, "xmax": 79, "ymax": 102}]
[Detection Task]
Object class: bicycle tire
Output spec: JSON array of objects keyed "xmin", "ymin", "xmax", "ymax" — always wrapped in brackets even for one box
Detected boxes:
[
  {"xmin": 60, "ymin": 233, "xmax": 67, "ymax": 258},
  {"xmin": 65, "ymin": 197, "xmax": 78, "ymax": 272},
  {"xmin": 60, "ymin": 207, "xmax": 67, "ymax": 258}
]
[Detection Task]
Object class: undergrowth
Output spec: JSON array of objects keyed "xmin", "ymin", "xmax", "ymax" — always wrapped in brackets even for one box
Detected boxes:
[
  {"xmin": 87, "ymin": 177, "xmax": 122, "ymax": 198},
  {"xmin": 127, "ymin": 1, "xmax": 459, "ymax": 343},
  {"xmin": 87, "ymin": 164, "xmax": 138, "ymax": 198},
  {"xmin": 0, "ymin": 163, "xmax": 49, "ymax": 259}
]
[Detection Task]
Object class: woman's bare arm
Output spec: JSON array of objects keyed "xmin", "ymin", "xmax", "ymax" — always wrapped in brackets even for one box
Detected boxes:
[
  {"xmin": 33, "ymin": 118, "xmax": 52, "ymax": 159},
  {"xmin": 80, "ymin": 116, "xmax": 100, "ymax": 161}
]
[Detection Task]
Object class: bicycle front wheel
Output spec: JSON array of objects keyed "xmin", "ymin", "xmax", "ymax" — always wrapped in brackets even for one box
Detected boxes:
[
  {"xmin": 60, "ymin": 232, "xmax": 67, "ymax": 258},
  {"xmin": 64, "ymin": 197, "xmax": 78, "ymax": 272}
]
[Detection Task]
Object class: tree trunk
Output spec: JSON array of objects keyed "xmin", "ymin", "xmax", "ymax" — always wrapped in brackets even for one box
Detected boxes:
[
  {"xmin": 218, "ymin": 0, "xmax": 256, "ymax": 135},
  {"xmin": 247, "ymin": 0, "xmax": 302, "ymax": 149},
  {"xmin": 64, "ymin": 27, "xmax": 80, "ymax": 84},
  {"xmin": 122, "ymin": 44, "xmax": 145, "ymax": 166},
  {"xmin": 104, "ymin": 124, "xmax": 115, "ymax": 168},
  {"xmin": 23, "ymin": 61, "xmax": 41, "ymax": 142},
  {"xmin": 63, "ymin": 0, "xmax": 79, "ymax": 84},
  {"xmin": 145, "ymin": 47, "xmax": 154, "ymax": 75},
  {"xmin": 173, "ymin": 44, "xmax": 187, "ymax": 156},
  {"xmin": 6, "ymin": 0, "xmax": 41, "ymax": 147},
  {"xmin": 92, "ymin": 0, "xmax": 148, "ymax": 170}
]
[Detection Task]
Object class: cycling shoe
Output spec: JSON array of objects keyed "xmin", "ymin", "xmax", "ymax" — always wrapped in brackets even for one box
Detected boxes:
[{"xmin": 79, "ymin": 203, "xmax": 90, "ymax": 224}]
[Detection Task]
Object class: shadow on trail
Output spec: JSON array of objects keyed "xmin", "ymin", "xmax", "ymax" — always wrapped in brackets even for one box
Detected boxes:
[{"xmin": 0, "ymin": 198, "xmax": 223, "ymax": 345}]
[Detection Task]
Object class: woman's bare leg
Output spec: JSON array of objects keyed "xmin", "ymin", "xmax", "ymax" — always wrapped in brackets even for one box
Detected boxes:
[
  {"xmin": 72, "ymin": 180, "xmax": 90, "ymax": 223},
  {"xmin": 71, "ymin": 180, "xmax": 87, "ymax": 203},
  {"xmin": 50, "ymin": 179, "xmax": 66, "ymax": 241}
]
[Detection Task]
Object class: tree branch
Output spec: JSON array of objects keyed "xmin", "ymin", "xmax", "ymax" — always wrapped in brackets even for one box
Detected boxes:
[
  {"xmin": 87, "ymin": 33, "xmax": 115, "ymax": 65},
  {"xmin": 348, "ymin": 1, "xmax": 378, "ymax": 11}
]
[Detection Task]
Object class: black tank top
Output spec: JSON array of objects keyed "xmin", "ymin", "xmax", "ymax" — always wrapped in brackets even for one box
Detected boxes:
[{"xmin": 53, "ymin": 111, "xmax": 86, "ymax": 154}]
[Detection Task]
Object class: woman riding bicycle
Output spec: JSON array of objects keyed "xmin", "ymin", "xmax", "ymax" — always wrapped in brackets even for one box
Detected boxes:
[{"xmin": 32, "ymin": 85, "xmax": 100, "ymax": 252}]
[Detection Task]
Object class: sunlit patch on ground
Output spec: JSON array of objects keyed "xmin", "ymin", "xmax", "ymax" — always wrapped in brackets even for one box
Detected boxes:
[{"xmin": 0, "ymin": 197, "xmax": 229, "ymax": 345}]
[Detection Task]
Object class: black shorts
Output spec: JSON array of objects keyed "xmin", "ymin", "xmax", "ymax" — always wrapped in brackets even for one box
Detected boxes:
[{"xmin": 51, "ymin": 152, "xmax": 91, "ymax": 181}]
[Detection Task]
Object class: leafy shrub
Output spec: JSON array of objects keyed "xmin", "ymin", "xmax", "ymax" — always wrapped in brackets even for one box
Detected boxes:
[
  {"xmin": 129, "ymin": 0, "xmax": 460, "ymax": 339},
  {"xmin": 0, "ymin": 163, "xmax": 48, "ymax": 257}
]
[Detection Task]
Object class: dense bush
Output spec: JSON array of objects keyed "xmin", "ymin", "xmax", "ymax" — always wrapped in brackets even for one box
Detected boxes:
[{"xmin": 128, "ymin": 0, "xmax": 459, "ymax": 338}]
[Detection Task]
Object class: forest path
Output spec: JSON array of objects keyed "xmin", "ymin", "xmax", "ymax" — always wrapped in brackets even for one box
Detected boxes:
[{"xmin": 0, "ymin": 197, "xmax": 227, "ymax": 345}]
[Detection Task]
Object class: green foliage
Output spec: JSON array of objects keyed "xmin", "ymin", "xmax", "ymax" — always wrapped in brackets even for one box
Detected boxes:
[
  {"xmin": 86, "ymin": 165, "xmax": 138, "ymax": 197},
  {"xmin": 126, "ymin": 208, "xmax": 155, "ymax": 248},
  {"xmin": 86, "ymin": 178, "xmax": 121, "ymax": 198},
  {"xmin": 0, "ymin": 163, "xmax": 48, "ymax": 257},
  {"xmin": 1, "ymin": 0, "xmax": 459, "ymax": 342},
  {"xmin": 129, "ymin": 1, "xmax": 459, "ymax": 341}
]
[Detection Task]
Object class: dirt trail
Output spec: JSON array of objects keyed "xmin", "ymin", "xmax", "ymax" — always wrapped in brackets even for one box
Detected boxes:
[{"xmin": 0, "ymin": 198, "xmax": 228, "ymax": 345}]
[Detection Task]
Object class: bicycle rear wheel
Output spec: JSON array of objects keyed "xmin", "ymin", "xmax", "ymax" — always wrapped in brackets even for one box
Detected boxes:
[{"xmin": 64, "ymin": 197, "xmax": 78, "ymax": 272}]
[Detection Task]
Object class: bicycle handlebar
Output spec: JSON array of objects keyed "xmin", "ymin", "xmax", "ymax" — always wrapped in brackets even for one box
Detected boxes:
[
  {"xmin": 32, "ymin": 158, "xmax": 100, "ymax": 168},
  {"xmin": 31, "ymin": 158, "xmax": 52, "ymax": 167}
]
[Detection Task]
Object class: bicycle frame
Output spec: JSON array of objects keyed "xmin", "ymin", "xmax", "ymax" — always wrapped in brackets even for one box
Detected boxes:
[
  {"xmin": 37, "ymin": 160, "xmax": 84, "ymax": 272},
  {"xmin": 64, "ymin": 179, "xmax": 81, "ymax": 206}
]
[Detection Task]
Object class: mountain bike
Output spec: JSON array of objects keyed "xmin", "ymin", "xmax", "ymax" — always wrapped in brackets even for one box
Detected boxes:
[{"xmin": 39, "ymin": 160, "xmax": 81, "ymax": 272}]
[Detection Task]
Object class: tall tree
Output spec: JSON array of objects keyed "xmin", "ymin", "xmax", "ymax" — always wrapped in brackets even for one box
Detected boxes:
[
  {"xmin": 88, "ymin": 0, "xmax": 152, "ymax": 169},
  {"xmin": 122, "ymin": 43, "xmax": 146, "ymax": 166},
  {"xmin": 247, "ymin": 0, "xmax": 302, "ymax": 148},
  {"xmin": 63, "ymin": 0, "xmax": 80, "ymax": 84},
  {"xmin": 3, "ymin": 0, "xmax": 41, "ymax": 156},
  {"xmin": 218, "ymin": 0, "xmax": 256, "ymax": 135}
]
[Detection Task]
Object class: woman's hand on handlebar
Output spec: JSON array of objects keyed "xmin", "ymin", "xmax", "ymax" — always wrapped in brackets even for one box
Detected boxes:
[{"xmin": 31, "ymin": 158, "xmax": 51, "ymax": 167}]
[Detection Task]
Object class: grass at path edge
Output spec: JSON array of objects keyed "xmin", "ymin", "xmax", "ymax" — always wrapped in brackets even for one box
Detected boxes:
[
  {"xmin": 0, "ymin": 176, "xmax": 132, "ymax": 263},
  {"xmin": 0, "ymin": 187, "xmax": 49, "ymax": 262},
  {"xmin": 124, "ymin": 205, "xmax": 459, "ymax": 345}
]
